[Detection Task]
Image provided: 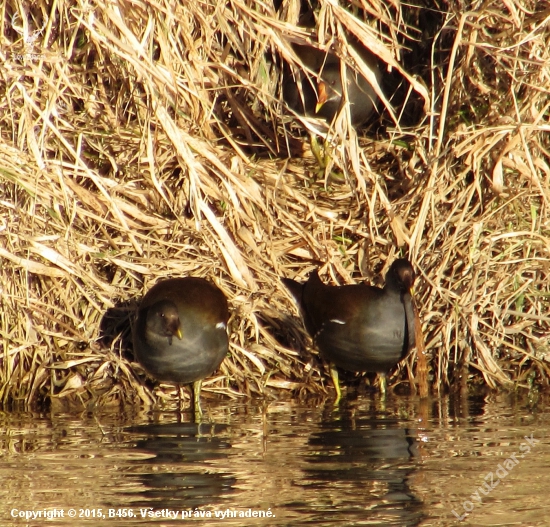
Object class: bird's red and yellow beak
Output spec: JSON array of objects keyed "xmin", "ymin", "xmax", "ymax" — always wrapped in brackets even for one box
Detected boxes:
[{"xmin": 315, "ymin": 81, "xmax": 328, "ymax": 114}]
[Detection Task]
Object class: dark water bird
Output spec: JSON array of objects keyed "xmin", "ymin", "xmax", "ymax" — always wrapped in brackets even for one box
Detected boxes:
[
  {"xmin": 314, "ymin": 62, "xmax": 380, "ymax": 126},
  {"xmin": 283, "ymin": 45, "xmax": 381, "ymax": 127},
  {"xmin": 282, "ymin": 259, "xmax": 416, "ymax": 400},
  {"xmin": 133, "ymin": 277, "xmax": 229, "ymax": 418}
]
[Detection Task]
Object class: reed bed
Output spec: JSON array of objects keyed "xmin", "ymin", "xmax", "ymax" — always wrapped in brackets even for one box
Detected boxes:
[{"xmin": 0, "ymin": 0, "xmax": 549, "ymax": 408}]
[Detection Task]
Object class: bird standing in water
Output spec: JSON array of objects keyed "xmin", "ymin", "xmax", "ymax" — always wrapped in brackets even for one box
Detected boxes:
[
  {"xmin": 133, "ymin": 277, "xmax": 229, "ymax": 419},
  {"xmin": 282, "ymin": 259, "xmax": 416, "ymax": 401}
]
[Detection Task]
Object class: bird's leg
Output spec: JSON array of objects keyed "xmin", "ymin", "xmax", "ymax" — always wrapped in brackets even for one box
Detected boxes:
[
  {"xmin": 175, "ymin": 384, "xmax": 184, "ymax": 423},
  {"xmin": 311, "ymin": 134, "xmax": 329, "ymax": 168},
  {"xmin": 192, "ymin": 380, "xmax": 203, "ymax": 421},
  {"xmin": 378, "ymin": 373, "xmax": 387, "ymax": 398},
  {"xmin": 310, "ymin": 135, "xmax": 344, "ymax": 183},
  {"xmin": 330, "ymin": 364, "xmax": 342, "ymax": 405}
]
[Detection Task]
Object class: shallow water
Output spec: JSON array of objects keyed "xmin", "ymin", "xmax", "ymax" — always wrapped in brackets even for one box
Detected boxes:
[{"xmin": 1, "ymin": 393, "xmax": 548, "ymax": 526}]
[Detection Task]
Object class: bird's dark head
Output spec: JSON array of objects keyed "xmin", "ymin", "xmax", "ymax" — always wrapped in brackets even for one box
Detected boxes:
[
  {"xmin": 147, "ymin": 300, "xmax": 183, "ymax": 341},
  {"xmin": 387, "ymin": 259, "xmax": 415, "ymax": 293}
]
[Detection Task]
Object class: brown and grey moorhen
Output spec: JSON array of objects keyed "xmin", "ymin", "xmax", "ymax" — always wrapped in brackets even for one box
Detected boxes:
[
  {"xmin": 282, "ymin": 259, "xmax": 416, "ymax": 400},
  {"xmin": 133, "ymin": 277, "xmax": 229, "ymax": 417},
  {"xmin": 283, "ymin": 45, "xmax": 381, "ymax": 127},
  {"xmin": 315, "ymin": 63, "xmax": 380, "ymax": 126}
]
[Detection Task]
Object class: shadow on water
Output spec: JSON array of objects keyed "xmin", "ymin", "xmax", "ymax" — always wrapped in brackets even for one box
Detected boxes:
[
  {"xmin": 108, "ymin": 401, "xmax": 427, "ymax": 525},
  {"xmin": 2, "ymin": 393, "xmax": 550, "ymax": 525},
  {"xmin": 122, "ymin": 422, "xmax": 237, "ymax": 511},
  {"xmin": 287, "ymin": 407, "xmax": 424, "ymax": 526}
]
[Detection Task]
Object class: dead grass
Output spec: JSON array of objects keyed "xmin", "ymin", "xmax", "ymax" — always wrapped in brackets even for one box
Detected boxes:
[{"xmin": 0, "ymin": 0, "xmax": 549, "ymax": 408}]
